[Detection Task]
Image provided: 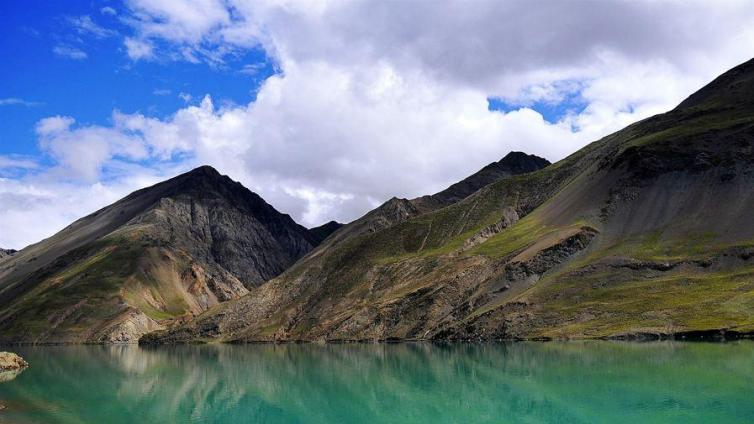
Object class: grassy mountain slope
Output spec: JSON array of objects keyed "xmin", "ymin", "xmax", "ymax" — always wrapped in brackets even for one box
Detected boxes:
[
  {"xmin": 144, "ymin": 58, "xmax": 754, "ymax": 344},
  {"xmin": 0, "ymin": 166, "xmax": 318, "ymax": 343},
  {"xmin": 310, "ymin": 152, "xmax": 550, "ymax": 255}
]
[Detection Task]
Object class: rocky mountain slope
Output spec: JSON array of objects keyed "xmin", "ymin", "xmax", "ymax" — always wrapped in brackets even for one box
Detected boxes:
[
  {"xmin": 413, "ymin": 151, "xmax": 551, "ymax": 210},
  {"xmin": 144, "ymin": 58, "xmax": 754, "ymax": 344},
  {"xmin": 0, "ymin": 166, "xmax": 318, "ymax": 343},
  {"xmin": 0, "ymin": 249, "xmax": 16, "ymax": 261}
]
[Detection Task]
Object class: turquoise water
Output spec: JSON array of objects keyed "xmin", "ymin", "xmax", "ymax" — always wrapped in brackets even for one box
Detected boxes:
[{"xmin": 0, "ymin": 342, "xmax": 752, "ymax": 423}]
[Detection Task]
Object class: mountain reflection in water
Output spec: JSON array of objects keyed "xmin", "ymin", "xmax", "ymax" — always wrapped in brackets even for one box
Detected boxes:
[{"xmin": 0, "ymin": 341, "xmax": 752, "ymax": 423}]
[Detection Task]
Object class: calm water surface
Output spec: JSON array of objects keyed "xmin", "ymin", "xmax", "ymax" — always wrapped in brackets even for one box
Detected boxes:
[{"xmin": 0, "ymin": 342, "xmax": 752, "ymax": 423}]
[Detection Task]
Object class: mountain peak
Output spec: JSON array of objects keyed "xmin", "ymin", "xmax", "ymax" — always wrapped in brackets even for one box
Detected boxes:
[
  {"xmin": 135, "ymin": 165, "xmax": 240, "ymax": 204},
  {"xmin": 497, "ymin": 151, "xmax": 551, "ymax": 173},
  {"xmin": 420, "ymin": 150, "xmax": 550, "ymax": 208},
  {"xmin": 186, "ymin": 165, "xmax": 221, "ymax": 177},
  {"xmin": 170, "ymin": 165, "xmax": 225, "ymax": 187},
  {"xmin": 676, "ymin": 57, "xmax": 754, "ymax": 111},
  {"xmin": 309, "ymin": 221, "xmax": 344, "ymax": 245}
]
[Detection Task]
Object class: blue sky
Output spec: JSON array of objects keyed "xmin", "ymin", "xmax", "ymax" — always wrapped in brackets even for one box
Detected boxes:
[
  {"xmin": 488, "ymin": 96, "xmax": 588, "ymax": 126},
  {"xmin": 1, "ymin": 0, "xmax": 753, "ymax": 249},
  {"xmin": 0, "ymin": 0, "xmax": 275, "ymax": 160}
]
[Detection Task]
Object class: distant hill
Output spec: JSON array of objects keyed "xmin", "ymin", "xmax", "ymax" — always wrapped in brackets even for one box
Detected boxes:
[
  {"xmin": 0, "ymin": 166, "xmax": 318, "ymax": 343},
  {"xmin": 145, "ymin": 58, "xmax": 754, "ymax": 344},
  {"xmin": 309, "ymin": 221, "xmax": 344, "ymax": 245}
]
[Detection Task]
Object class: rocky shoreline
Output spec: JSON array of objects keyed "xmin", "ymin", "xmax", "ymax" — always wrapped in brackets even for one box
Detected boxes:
[
  {"xmin": 0, "ymin": 352, "xmax": 27, "ymax": 370},
  {"xmin": 0, "ymin": 352, "xmax": 28, "ymax": 385}
]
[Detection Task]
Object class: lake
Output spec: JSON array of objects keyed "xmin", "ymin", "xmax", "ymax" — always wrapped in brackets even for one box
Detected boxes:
[{"xmin": 0, "ymin": 342, "xmax": 752, "ymax": 423}]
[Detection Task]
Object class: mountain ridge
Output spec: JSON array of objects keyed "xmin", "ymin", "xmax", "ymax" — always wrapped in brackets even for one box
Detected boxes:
[
  {"xmin": 413, "ymin": 151, "xmax": 550, "ymax": 209},
  {"xmin": 142, "ymin": 57, "xmax": 754, "ymax": 344},
  {"xmin": 315, "ymin": 152, "xmax": 551, "ymax": 255}
]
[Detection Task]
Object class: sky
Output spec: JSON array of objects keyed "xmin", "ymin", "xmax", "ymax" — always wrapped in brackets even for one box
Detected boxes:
[{"xmin": 2, "ymin": 0, "xmax": 754, "ymax": 250}]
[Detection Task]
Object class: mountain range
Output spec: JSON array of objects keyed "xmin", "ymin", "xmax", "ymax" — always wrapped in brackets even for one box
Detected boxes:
[{"xmin": 3, "ymin": 58, "xmax": 754, "ymax": 344}]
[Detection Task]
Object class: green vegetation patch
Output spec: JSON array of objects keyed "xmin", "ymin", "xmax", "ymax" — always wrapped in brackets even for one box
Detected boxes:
[
  {"xmin": 599, "ymin": 230, "xmax": 720, "ymax": 261},
  {"xmin": 468, "ymin": 214, "xmax": 549, "ymax": 258},
  {"xmin": 529, "ymin": 265, "xmax": 754, "ymax": 338},
  {"xmin": 0, "ymin": 234, "xmax": 201, "ymax": 339},
  {"xmin": 627, "ymin": 111, "xmax": 754, "ymax": 149},
  {"xmin": 0, "ymin": 236, "xmax": 146, "ymax": 339}
]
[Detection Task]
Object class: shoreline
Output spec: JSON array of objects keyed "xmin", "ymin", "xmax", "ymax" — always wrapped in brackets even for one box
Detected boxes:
[{"xmin": 1, "ymin": 328, "xmax": 752, "ymax": 347}]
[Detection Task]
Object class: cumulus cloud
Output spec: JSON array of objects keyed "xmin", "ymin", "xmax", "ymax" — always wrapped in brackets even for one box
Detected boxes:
[
  {"xmin": 125, "ymin": 0, "xmax": 232, "ymax": 44},
  {"xmin": 121, "ymin": 1, "xmax": 754, "ymax": 95},
  {"xmin": 4, "ymin": 0, "xmax": 754, "ymax": 249},
  {"xmin": 124, "ymin": 37, "xmax": 154, "ymax": 60},
  {"xmin": 32, "ymin": 112, "xmax": 201, "ymax": 182}
]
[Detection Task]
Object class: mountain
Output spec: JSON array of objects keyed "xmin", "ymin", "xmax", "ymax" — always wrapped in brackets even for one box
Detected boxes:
[
  {"xmin": 0, "ymin": 249, "xmax": 16, "ymax": 261},
  {"xmin": 144, "ymin": 58, "xmax": 754, "ymax": 344},
  {"xmin": 309, "ymin": 221, "xmax": 344, "ymax": 245},
  {"xmin": 0, "ymin": 166, "xmax": 318, "ymax": 343},
  {"xmin": 413, "ymin": 151, "xmax": 551, "ymax": 210},
  {"xmin": 317, "ymin": 152, "xmax": 550, "ymax": 253}
]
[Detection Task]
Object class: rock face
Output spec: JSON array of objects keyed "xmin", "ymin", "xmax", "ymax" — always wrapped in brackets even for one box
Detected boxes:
[
  {"xmin": 0, "ymin": 166, "xmax": 318, "ymax": 344},
  {"xmin": 144, "ymin": 58, "xmax": 754, "ymax": 344},
  {"xmin": 462, "ymin": 207, "xmax": 520, "ymax": 250},
  {"xmin": 0, "ymin": 249, "xmax": 16, "ymax": 261}
]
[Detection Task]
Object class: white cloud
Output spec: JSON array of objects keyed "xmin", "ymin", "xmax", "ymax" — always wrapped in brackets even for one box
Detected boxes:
[
  {"xmin": 119, "ymin": 1, "xmax": 754, "ymax": 94},
  {"xmin": 53, "ymin": 44, "xmax": 87, "ymax": 60},
  {"xmin": 67, "ymin": 15, "xmax": 117, "ymax": 38},
  {"xmin": 101, "ymin": 6, "xmax": 117, "ymax": 16},
  {"xmin": 0, "ymin": 155, "xmax": 38, "ymax": 170},
  {"xmin": 125, "ymin": 0, "xmax": 231, "ymax": 44},
  {"xmin": 239, "ymin": 63, "xmax": 264, "ymax": 75},
  {"xmin": 35, "ymin": 116, "xmax": 75, "ymax": 135},
  {"xmin": 124, "ymin": 37, "xmax": 154, "ymax": 60},
  {"xmin": 0, "ymin": 172, "xmax": 168, "ymax": 250},
  {"xmin": 0, "ymin": 98, "xmax": 42, "ymax": 107},
  {"xmin": 152, "ymin": 88, "xmax": 171, "ymax": 96},
  {"xmin": 35, "ymin": 115, "xmax": 152, "ymax": 181}
]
